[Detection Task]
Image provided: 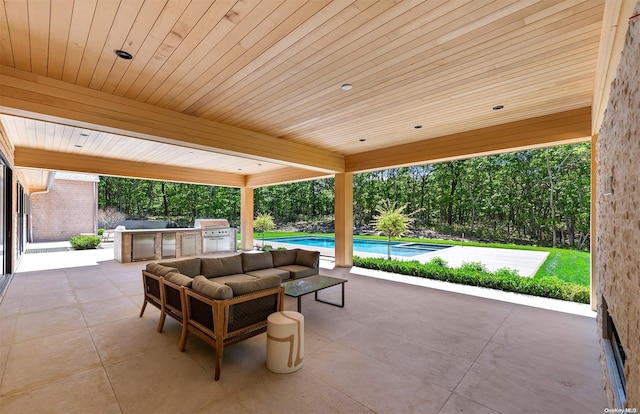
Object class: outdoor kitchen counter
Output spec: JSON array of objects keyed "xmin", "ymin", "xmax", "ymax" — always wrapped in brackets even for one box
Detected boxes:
[{"xmin": 114, "ymin": 228, "xmax": 203, "ymax": 263}]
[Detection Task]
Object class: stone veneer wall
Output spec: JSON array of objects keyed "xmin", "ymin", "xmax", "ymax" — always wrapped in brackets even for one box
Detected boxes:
[
  {"xmin": 31, "ymin": 179, "xmax": 97, "ymax": 241},
  {"xmin": 596, "ymin": 3, "xmax": 640, "ymax": 408}
]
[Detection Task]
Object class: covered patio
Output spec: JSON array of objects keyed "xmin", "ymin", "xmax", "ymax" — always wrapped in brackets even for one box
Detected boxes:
[
  {"xmin": 0, "ymin": 246, "xmax": 606, "ymax": 413},
  {"xmin": 1, "ymin": 1, "xmax": 638, "ymax": 410}
]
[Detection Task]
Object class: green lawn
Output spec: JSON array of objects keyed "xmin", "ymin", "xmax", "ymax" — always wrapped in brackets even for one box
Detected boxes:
[
  {"xmin": 534, "ymin": 249, "xmax": 590, "ymax": 286},
  {"xmin": 253, "ymin": 231, "xmax": 591, "ymax": 287}
]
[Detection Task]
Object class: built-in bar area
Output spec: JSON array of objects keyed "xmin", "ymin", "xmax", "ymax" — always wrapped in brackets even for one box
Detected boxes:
[{"xmin": 113, "ymin": 226, "xmax": 237, "ymax": 263}]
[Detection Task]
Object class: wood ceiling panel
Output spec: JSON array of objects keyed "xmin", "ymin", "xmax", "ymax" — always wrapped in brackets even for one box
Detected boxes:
[
  {"xmin": 3, "ymin": 0, "xmax": 29, "ymax": 70},
  {"xmin": 88, "ymin": 0, "xmax": 144, "ymax": 90},
  {"xmin": 143, "ymin": 0, "xmax": 260, "ymax": 106},
  {"xmin": 0, "ymin": 2, "xmax": 13, "ymax": 67},
  {"xmin": 241, "ymin": 2, "xmax": 603, "ymax": 145},
  {"xmin": 129, "ymin": 0, "xmax": 235, "ymax": 101},
  {"xmin": 46, "ymin": 0, "xmax": 73, "ymax": 80},
  {"xmin": 61, "ymin": 0, "xmax": 97, "ymax": 83},
  {"xmin": 179, "ymin": 0, "xmax": 335, "ymax": 114},
  {"xmin": 0, "ymin": 0, "xmax": 613, "ymax": 190},
  {"xmin": 113, "ymin": 0, "xmax": 213, "ymax": 97},
  {"xmin": 27, "ymin": 0, "xmax": 50, "ymax": 76},
  {"xmin": 74, "ymin": 0, "xmax": 121, "ymax": 87},
  {"xmin": 100, "ymin": 0, "xmax": 169, "ymax": 93},
  {"xmin": 0, "ymin": 114, "xmax": 285, "ymax": 176},
  {"xmin": 210, "ymin": 0, "xmax": 464, "ymax": 125}
]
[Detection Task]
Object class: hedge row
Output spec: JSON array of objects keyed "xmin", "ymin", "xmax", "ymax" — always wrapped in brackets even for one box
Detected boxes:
[{"xmin": 353, "ymin": 256, "xmax": 590, "ymax": 304}]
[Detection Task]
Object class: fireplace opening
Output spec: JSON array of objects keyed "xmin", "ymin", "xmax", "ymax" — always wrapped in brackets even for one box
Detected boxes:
[{"xmin": 601, "ymin": 297, "xmax": 627, "ymax": 407}]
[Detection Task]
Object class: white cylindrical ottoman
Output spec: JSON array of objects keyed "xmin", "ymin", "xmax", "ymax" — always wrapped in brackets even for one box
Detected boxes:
[{"xmin": 266, "ymin": 311, "xmax": 304, "ymax": 373}]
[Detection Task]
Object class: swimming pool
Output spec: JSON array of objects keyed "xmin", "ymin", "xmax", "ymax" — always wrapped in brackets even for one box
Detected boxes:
[{"xmin": 266, "ymin": 236, "xmax": 451, "ymax": 257}]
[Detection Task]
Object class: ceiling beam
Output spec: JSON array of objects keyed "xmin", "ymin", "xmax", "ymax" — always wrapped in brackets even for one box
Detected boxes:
[
  {"xmin": 14, "ymin": 148, "xmax": 245, "ymax": 188},
  {"xmin": 245, "ymin": 167, "xmax": 333, "ymax": 188},
  {"xmin": 0, "ymin": 66, "xmax": 344, "ymax": 174},
  {"xmin": 345, "ymin": 107, "xmax": 592, "ymax": 172},
  {"xmin": 592, "ymin": 0, "xmax": 637, "ymax": 135}
]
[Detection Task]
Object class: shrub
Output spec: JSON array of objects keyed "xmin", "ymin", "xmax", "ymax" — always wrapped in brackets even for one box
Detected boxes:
[
  {"xmin": 97, "ymin": 228, "xmax": 105, "ymax": 236},
  {"xmin": 353, "ymin": 256, "xmax": 589, "ymax": 304},
  {"xmin": 69, "ymin": 235, "xmax": 102, "ymax": 250}
]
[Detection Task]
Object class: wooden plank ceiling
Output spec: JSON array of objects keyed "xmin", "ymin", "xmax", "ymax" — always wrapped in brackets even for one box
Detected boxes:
[{"xmin": 0, "ymin": 0, "xmax": 606, "ymax": 191}]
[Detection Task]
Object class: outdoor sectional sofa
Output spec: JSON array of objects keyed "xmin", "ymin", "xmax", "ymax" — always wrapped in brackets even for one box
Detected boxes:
[{"xmin": 140, "ymin": 249, "xmax": 320, "ymax": 380}]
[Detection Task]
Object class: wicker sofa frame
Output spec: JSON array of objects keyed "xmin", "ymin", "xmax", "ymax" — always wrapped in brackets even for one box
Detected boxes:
[
  {"xmin": 140, "ymin": 249, "xmax": 319, "ymax": 380},
  {"xmin": 140, "ymin": 268, "xmax": 285, "ymax": 380},
  {"xmin": 179, "ymin": 284, "xmax": 284, "ymax": 380}
]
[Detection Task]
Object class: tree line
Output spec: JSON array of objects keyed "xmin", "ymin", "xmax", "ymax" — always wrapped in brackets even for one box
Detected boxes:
[{"xmin": 98, "ymin": 142, "xmax": 591, "ymax": 250}]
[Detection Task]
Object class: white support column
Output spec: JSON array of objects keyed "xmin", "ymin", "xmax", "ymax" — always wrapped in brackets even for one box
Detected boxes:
[{"xmin": 334, "ymin": 173, "xmax": 353, "ymax": 267}]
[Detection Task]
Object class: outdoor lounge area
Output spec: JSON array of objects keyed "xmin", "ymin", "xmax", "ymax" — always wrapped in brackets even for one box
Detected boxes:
[{"xmin": 0, "ymin": 246, "xmax": 607, "ymax": 413}]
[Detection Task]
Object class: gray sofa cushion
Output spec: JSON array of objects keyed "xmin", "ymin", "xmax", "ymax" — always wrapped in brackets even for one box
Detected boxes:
[
  {"xmin": 146, "ymin": 263, "xmax": 179, "ymax": 277},
  {"xmin": 164, "ymin": 271, "xmax": 193, "ymax": 287},
  {"xmin": 201, "ymin": 255, "xmax": 243, "ymax": 278},
  {"xmin": 191, "ymin": 275, "xmax": 233, "ymax": 300},
  {"xmin": 245, "ymin": 268, "xmax": 290, "ymax": 282},
  {"xmin": 295, "ymin": 250, "xmax": 319, "ymax": 268},
  {"xmin": 211, "ymin": 274, "xmax": 258, "ymax": 284},
  {"xmin": 271, "ymin": 249, "xmax": 297, "ymax": 267},
  {"xmin": 225, "ymin": 275, "xmax": 281, "ymax": 296},
  {"xmin": 158, "ymin": 258, "xmax": 201, "ymax": 277},
  {"xmin": 241, "ymin": 252, "xmax": 274, "ymax": 272},
  {"xmin": 276, "ymin": 264, "xmax": 317, "ymax": 279}
]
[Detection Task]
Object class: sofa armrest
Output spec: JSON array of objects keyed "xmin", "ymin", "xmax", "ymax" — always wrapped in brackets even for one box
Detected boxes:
[{"xmin": 183, "ymin": 285, "xmax": 284, "ymax": 337}]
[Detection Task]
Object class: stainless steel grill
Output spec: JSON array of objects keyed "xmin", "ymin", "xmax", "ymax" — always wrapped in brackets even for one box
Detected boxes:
[{"xmin": 194, "ymin": 219, "xmax": 237, "ymax": 253}]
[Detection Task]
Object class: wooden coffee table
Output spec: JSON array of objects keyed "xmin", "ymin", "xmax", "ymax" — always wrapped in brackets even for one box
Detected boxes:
[{"xmin": 282, "ymin": 275, "xmax": 347, "ymax": 313}]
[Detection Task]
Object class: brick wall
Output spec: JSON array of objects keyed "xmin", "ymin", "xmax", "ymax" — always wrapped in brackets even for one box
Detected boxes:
[
  {"xmin": 596, "ymin": 3, "xmax": 640, "ymax": 408},
  {"xmin": 31, "ymin": 179, "xmax": 96, "ymax": 242}
]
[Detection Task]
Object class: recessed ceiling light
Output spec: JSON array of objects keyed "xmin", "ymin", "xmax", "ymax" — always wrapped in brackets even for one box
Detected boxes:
[
  {"xmin": 414, "ymin": 125, "xmax": 422, "ymax": 129},
  {"xmin": 341, "ymin": 84, "xmax": 353, "ymax": 91},
  {"xmin": 492, "ymin": 105, "xmax": 504, "ymax": 110},
  {"xmin": 359, "ymin": 139, "xmax": 366, "ymax": 142},
  {"xmin": 74, "ymin": 144, "xmax": 82, "ymax": 148},
  {"xmin": 238, "ymin": 168, "xmax": 242, "ymax": 171},
  {"xmin": 115, "ymin": 50, "xmax": 133, "ymax": 60},
  {"xmin": 257, "ymin": 163, "xmax": 262, "ymax": 166},
  {"xmin": 79, "ymin": 133, "xmax": 89, "ymax": 137}
]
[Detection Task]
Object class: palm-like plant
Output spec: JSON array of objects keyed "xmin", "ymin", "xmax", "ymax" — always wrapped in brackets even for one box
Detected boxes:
[
  {"xmin": 254, "ymin": 213, "xmax": 275, "ymax": 248},
  {"xmin": 372, "ymin": 200, "xmax": 416, "ymax": 260}
]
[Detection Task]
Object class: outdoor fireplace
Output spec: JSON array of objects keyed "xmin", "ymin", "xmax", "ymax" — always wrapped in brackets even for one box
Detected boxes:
[
  {"xmin": 194, "ymin": 219, "xmax": 237, "ymax": 253},
  {"xmin": 601, "ymin": 297, "xmax": 628, "ymax": 408}
]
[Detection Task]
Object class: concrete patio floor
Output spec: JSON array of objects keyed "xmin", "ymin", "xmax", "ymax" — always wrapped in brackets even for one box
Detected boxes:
[{"xmin": 0, "ymin": 244, "xmax": 607, "ymax": 413}]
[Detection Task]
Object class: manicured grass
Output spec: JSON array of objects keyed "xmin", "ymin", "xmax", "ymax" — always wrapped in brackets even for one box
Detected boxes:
[
  {"xmin": 534, "ymin": 249, "xmax": 590, "ymax": 286},
  {"xmin": 258, "ymin": 231, "xmax": 590, "ymax": 287}
]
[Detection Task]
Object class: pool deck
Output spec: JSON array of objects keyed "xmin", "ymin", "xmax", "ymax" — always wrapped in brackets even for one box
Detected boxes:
[{"xmin": 265, "ymin": 241, "xmax": 548, "ymax": 277}]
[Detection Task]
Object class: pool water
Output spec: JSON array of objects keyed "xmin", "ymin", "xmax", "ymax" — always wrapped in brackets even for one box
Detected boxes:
[{"xmin": 266, "ymin": 236, "xmax": 451, "ymax": 257}]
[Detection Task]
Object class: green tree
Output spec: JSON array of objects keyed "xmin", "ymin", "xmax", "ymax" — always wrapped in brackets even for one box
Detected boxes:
[
  {"xmin": 372, "ymin": 200, "xmax": 417, "ymax": 260},
  {"xmin": 254, "ymin": 213, "xmax": 275, "ymax": 248}
]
